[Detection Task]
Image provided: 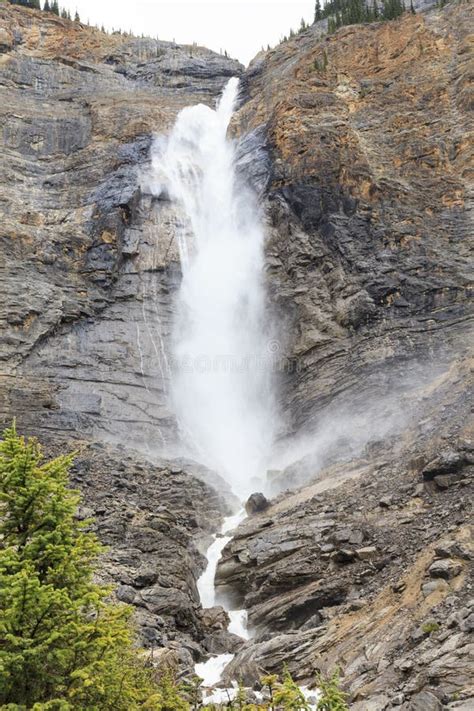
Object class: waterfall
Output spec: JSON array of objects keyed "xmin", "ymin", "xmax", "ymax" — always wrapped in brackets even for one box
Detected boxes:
[
  {"xmin": 149, "ymin": 78, "xmax": 280, "ymax": 693},
  {"xmin": 153, "ymin": 77, "xmax": 277, "ymax": 497}
]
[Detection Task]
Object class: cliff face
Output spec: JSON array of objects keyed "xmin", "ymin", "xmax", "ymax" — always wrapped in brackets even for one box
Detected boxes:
[
  {"xmin": 0, "ymin": 1, "xmax": 242, "ymax": 667},
  {"xmin": 235, "ymin": 3, "xmax": 472, "ymax": 437},
  {"xmin": 0, "ymin": 3, "xmax": 241, "ymax": 450},
  {"xmin": 219, "ymin": 6, "xmax": 473, "ymax": 707},
  {"xmin": 1, "ymin": 3, "xmax": 473, "ymax": 709}
]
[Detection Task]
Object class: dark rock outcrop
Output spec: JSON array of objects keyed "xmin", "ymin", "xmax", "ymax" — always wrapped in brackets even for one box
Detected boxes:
[{"xmin": 245, "ymin": 492, "xmax": 270, "ymax": 515}]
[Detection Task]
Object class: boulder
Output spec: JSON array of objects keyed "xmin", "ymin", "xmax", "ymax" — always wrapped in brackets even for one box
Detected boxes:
[
  {"xmin": 407, "ymin": 690, "xmax": 442, "ymax": 710},
  {"xmin": 428, "ymin": 559, "xmax": 463, "ymax": 580},
  {"xmin": 356, "ymin": 546, "xmax": 378, "ymax": 560},
  {"xmin": 116, "ymin": 584, "xmax": 136, "ymax": 604},
  {"xmin": 245, "ymin": 492, "xmax": 269, "ymax": 515},
  {"xmin": 201, "ymin": 630, "xmax": 244, "ymax": 654}
]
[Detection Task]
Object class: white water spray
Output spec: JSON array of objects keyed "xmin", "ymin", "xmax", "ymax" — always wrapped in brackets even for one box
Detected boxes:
[
  {"xmin": 150, "ymin": 78, "xmax": 280, "ymax": 691},
  {"xmin": 153, "ymin": 77, "xmax": 276, "ymax": 496}
]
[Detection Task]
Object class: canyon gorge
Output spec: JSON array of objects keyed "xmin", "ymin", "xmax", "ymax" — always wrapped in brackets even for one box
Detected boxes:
[{"xmin": 0, "ymin": 1, "xmax": 473, "ymax": 709}]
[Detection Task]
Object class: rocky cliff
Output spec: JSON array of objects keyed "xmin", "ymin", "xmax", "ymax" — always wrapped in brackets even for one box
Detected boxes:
[{"xmin": 0, "ymin": 2, "xmax": 472, "ymax": 709}]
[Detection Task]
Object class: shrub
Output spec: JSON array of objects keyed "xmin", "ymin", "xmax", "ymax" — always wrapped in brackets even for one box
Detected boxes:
[{"xmin": 421, "ymin": 621, "xmax": 440, "ymax": 635}]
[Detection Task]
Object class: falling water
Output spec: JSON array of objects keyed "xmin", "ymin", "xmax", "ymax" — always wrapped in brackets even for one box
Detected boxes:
[
  {"xmin": 153, "ymin": 77, "xmax": 276, "ymax": 497},
  {"xmin": 149, "ymin": 77, "xmax": 279, "ymax": 691}
]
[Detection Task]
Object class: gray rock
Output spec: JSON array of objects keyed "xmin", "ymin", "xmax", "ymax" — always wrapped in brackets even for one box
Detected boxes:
[
  {"xmin": 407, "ymin": 690, "xmax": 442, "ymax": 710},
  {"xmin": 245, "ymin": 492, "xmax": 270, "ymax": 515},
  {"xmin": 356, "ymin": 546, "xmax": 378, "ymax": 560},
  {"xmin": 116, "ymin": 584, "xmax": 136, "ymax": 604},
  {"xmin": 429, "ymin": 559, "xmax": 463, "ymax": 580},
  {"xmin": 201, "ymin": 630, "xmax": 244, "ymax": 654}
]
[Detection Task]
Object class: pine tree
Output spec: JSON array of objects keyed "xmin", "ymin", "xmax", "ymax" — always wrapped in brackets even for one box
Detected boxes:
[
  {"xmin": 0, "ymin": 425, "xmax": 168, "ymax": 710},
  {"xmin": 43, "ymin": 0, "xmax": 51, "ymax": 10},
  {"xmin": 410, "ymin": 0, "xmax": 416, "ymax": 13},
  {"xmin": 51, "ymin": 0, "xmax": 59, "ymax": 14},
  {"xmin": 316, "ymin": 669, "xmax": 349, "ymax": 711},
  {"xmin": 315, "ymin": 0, "xmax": 322, "ymax": 22},
  {"xmin": 74, "ymin": 9, "xmax": 80, "ymax": 21},
  {"xmin": 274, "ymin": 668, "xmax": 310, "ymax": 711}
]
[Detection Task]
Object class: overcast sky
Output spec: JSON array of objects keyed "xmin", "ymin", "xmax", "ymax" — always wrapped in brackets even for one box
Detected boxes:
[{"xmin": 58, "ymin": 0, "xmax": 316, "ymax": 66}]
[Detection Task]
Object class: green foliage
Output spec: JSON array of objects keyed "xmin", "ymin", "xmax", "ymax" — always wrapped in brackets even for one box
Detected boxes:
[
  {"xmin": 315, "ymin": 0, "xmax": 322, "ymax": 22},
  {"xmin": 51, "ymin": 0, "xmax": 58, "ymax": 14},
  {"xmin": 0, "ymin": 425, "xmax": 165, "ymax": 710},
  {"xmin": 7, "ymin": 0, "xmax": 40, "ymax": 7},
  {"xmin": 0, "ymin": 426, "xmax": 353, "ymax": 710},
  {"xmin": 316, "ymin": 669, "xmax": 349, "ymax": 710},
  {"xmin": 421, "ymin": 621, "xmax": 440, "ymax": 634},
  {"xmin": 313, "ymin": 49, "xmax": 328, "ymax": 73},
  {"xmin": 273, "ymin": 668, "xmax": 310, "ymax": 711},
  {"xmin": 74, "ymin": 9, "xmax": 80, "ymax": 21},
  {"xmin": 317, "ymin": 0, "xmax": 407, "ymax": 34},
  {"xmin": 144, "ymin": 670, "xmax": 190, "ymax": 711}
]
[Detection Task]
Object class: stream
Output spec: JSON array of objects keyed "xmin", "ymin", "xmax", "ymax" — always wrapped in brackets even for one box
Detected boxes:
[{"xmin": 195, "ymin": 509, "xmax": 249, "ymax": 694}]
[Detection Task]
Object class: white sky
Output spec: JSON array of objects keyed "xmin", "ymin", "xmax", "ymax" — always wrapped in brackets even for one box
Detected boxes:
[{"xmin": 58, "ymin": 0, "xmax": 316, "ymax": 66}]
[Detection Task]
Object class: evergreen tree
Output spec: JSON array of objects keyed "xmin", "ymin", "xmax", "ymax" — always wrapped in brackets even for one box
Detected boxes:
[
  {"xmin": 315, "ymin": 0, "xmax": 322, "ymax": 22},
  {"xmin": 0, "ymin": 425, "xmax": 166, "ymax": 710},
  {"xmin": 410, "ymin": 0, "xmax": 416, "ymax": 13},
  {"xmin": 274, "ymin": 668, "xmax": 310, "ymax": 710},
  {"xmin": 60, "ymin": 7, "xmax": 67, "ymax": 17},
  {"xmin": 51, "ymin": 0, "xmax": 59, "ymax": 14},
  {"xmin": 74, "ymin": 9, "xmax": 80, "ymax": 21},
  {"xmin": 43, "ymin": 0, "xmax": 51, "ymax": 10},
  {"xmin": 316, "ymin": 669, "xmax": 349, "ymax": 711}
]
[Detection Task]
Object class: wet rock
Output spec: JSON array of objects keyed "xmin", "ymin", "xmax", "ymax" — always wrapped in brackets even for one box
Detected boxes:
[
  {"xmin": 199, "ymin": 606, "xmax": 230, "ymax": 631},
  {"xmin": 245, "ymin": 492, "xmax": 269, "ymax": 515},
  {"xmin": 201, "ymin": 630, "xmax": 244, "ymax": 655}
]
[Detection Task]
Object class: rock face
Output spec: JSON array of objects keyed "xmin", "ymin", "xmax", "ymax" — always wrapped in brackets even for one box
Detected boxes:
[
  {"xmin": 0, "ymin": 3, "xmax": 241, "ymax": 452},
  {"xmin": 228, "ymin": 4, "xmax": 473, "ymax": 707},
  {"xmin": 71, "ymin": 444, "xmax": 235, "ymax": 666},
  {"xmin": 0, "ymin": 0, "xmax": 241, "ymax": 664},
  {"xmin": 216, "ymin": 364, "xmax": 473, "ymax": 706},
  {"xmin": 1, "ymin": 2, "xmax": 473, "ymax": 708},
  {"xmin": 235, "ymin": 2, "xmax": 472, "ymax": 448}
]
